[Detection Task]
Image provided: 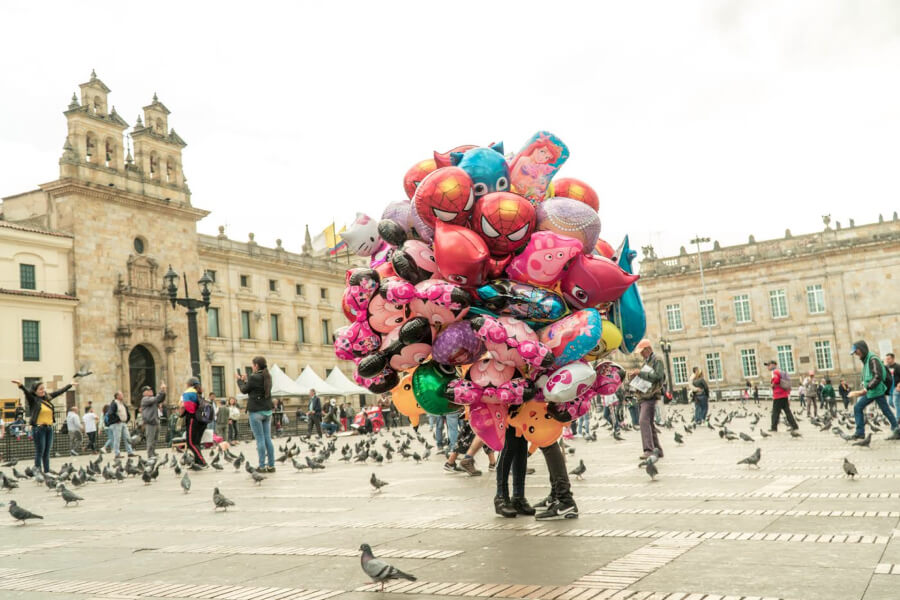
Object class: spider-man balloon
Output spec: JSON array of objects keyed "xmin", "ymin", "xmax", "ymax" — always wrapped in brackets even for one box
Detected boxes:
[
  {"xmin": 412, "ymin": 167, "xmax": 475, "ymax": 230},
  {"xmin": 471, "ymin": 192, "xmax": 536, "ymax": 258}
]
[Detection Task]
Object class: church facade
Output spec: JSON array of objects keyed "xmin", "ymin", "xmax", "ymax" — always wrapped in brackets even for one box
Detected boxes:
[{"xmin": 1, "ymin": 72, "xmax": 355, "ymax": 410}]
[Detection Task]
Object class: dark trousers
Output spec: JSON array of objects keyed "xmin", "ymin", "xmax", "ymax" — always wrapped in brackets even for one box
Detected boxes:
[
  {"xmin": 496, "ymin": 425, "xmax": 527, "ymax": 499},
  {"xmin": 639, "ymin": 400, "xmax": 663, "ymax": 457},
  {"xmin": 86, "ymin": 431, "xmax": 97, "ymax": 451},
  {"xmin": 33, "ymin": 425, "xmax": 53, "ymax": 472},
  {"xmin": 186, "ymin": 413, "xmax": 207, "ymax": 465},
  {"xmin": 540, "ymin": 442, "xmax": 572, "ymax": 503},
  {"xmin": 770, "ymin": 398, "xmax": 799, "ymax": 430},
  {"xmin": 307, "ymin": 413, "xmax": 322, "ymax": 436},
  {"xmin": 227, "ymin": 420, "xmax": 238, "ymax": 442}
]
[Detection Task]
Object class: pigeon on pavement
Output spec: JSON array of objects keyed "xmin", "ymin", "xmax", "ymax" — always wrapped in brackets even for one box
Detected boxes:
[
  {"xmin": 737, "ymin": 448, "xmax": 761, "ymax": 468},
  {"xmin": 674, "ymin": 432, "xmax": 684, "ymax": 444},
  {"xmin": 739, "ymin": 432, "xmax": 755, "ymax": 442},
  {"xmin": 370, "ymin": 473, "xmax": 388, "ymax": 492},
  {"xmin": 180, "ymin": 472, "xmax": 191, "ymax": 494},
  {"xmin": 359, "ymin": 543, "xmax": 416, "ymax": 591},
  {"xmin": 251, "ymin": 471, "xmax": 266, "ymax": 485},
  {"xmin": 213, "ymin": 487, "xmax": 235, "ymax": 512},
  {"xmin": 569, "ymin": 460, "xmax": 586, "ymax": 480},
  {"xmin": 60, "ymin": 486, "xmax": 83, "ymax": 506},
  {"xmin": 8, "ymin": 500, "xmax": 43, "ymax": 524},
  {"xmin": 843, "ymin": 457, "xmax": 858, "ymax": 478}
]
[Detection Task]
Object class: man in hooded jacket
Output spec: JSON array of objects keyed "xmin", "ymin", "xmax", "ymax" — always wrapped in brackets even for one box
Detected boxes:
[{"xmin": 849, "ymin": 340, "xmax": 900, "ymax": 440}]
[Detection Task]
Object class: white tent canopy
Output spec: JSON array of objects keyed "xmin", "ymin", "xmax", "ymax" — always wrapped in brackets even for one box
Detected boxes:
[
  {"xmin": 268, "ymin": 364, "xmax": 306, "ymax": 397},
  {"xmin": 325, "ymin": 366, "xmax": 371, "ymax": 396},
  {"xmin": 294, "ymin": 365, "xmax": 344, "ymax": 396}
]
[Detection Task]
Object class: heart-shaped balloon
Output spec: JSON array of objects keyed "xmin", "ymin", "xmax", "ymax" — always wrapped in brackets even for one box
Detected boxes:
[{"xmin": 468, "ymin": 400, "xmax": 508, "ymax": 452}]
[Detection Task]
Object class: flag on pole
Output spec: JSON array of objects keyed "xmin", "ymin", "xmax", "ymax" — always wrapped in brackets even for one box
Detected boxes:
[{"xmin": 312, "ymin": 223, "xmax": 347, "ymax": 256}]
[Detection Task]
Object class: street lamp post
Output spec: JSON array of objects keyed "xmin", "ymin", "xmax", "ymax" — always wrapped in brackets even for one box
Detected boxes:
[
  {"xmin": 163, "ymin": 266, "xmax": 212, "ymax": 381},
  {"xmin": 659, "ymin": 338, "xmax": 674, "ymax": 396},
  {"xmin": 690, "ymin": 235, "xmax": 720, "ymax": 397}
]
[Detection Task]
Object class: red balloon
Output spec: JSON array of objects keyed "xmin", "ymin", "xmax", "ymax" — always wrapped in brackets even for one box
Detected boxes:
[
  {"xmin": 594, "ymin": 238, "xmax": 615, "ymax": 258},
  {"xmin": 471, "ymin": 192, "xmax": 536, "ymax": 258},
  {"xmin": 552, "ymin": 178, "xmax": 599, "ymax": 212},
  {"xmin": 433, "ymin": 144, "xmax": 477, "ymax": 169},
  {"xmin": 403, "ymin": 159, "xmax": 437, "ymax": 200},
  {"xmin": 434, "ymin": 221, "xmax": 490, "ymax": 288},
  {"xmin": 560, "ymin": 254, "xmax": 639, "ymax": 308},
  {"xmin": 413, "ymin": 167, "xmax": 475, "ymax": 230}
]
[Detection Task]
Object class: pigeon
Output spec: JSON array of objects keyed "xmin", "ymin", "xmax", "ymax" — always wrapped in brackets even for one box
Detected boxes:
[
  {"xmin": 291, "ymin": 457, "xmax": 308, "ymax": 471},
  {"xmin": 1, "ymin": 459, "xmax": 17, "ymax": 468},
  {"xmin": 1, "ymin": 474, "xmax": 19, "ymax": 491},
  {"xmin": 8, "ymin": 500, "xmax": 43, "ymax": 524},
  {"xmin": 60, "ymin": 486, "xmax": 83, "ymax": 506},
  {"xmin": 739, "ymin": 432, "xmax": 755, "ymax": 442},
  {"xmin": 843, "ymin": 457, "xmax": 858, "ymax": 478},
  {"xmin": 180, "ymin": 473, "xmax": 191, "ymax": 494},
  {"xmin": 644, "ymin": 459, "xmax": 658, "ymax": 480},
  {"xmin": 370, "ymin": 473, "xmax": 388, "ymax": 492},
  {"xmin": 141, "ymin": 470, "xmax": 153, "ymax": 485},
  {"xmin": 737, "ymin": 448, "xmax": 761, "ymax": 468},
  {"xmin": 569, "ymin": 459, "xmax": 586, "ymax": 480},
  {"xmin": 673, "ymin": 432, "xmax": 684, "ymax": 444},
  {"xmin": 359, "ymin": 543, "xmax": 416, "ymax": 591},
  {"xmin": 213, "ymin": 487, "xmax": 235, "ymax": 512},
  {"xmin": 852, "ymin": 433, "xmax": 871, "ymax": 447},
  {"xmin": 759, "ymin": 429, "xmax": 770, "ymax": 438},
  {"xmin": 251, "ymin": 471, "xmax": 266, "ymax": 485}
]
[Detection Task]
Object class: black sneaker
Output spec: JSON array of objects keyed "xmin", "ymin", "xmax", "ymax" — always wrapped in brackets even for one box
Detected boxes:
[
  {"xmin": 535, "ymin": 499, "xmax": 579, "ymax": 520},
  {"xmin": 510, "ymin": 497, "xmax": 535, "ymax": 516},
  {"xmin": 443, "ymin": 462, "xmax": 457, "ymax": 473},
  {"xmin": 494, "ymin": 496, "xmax": 517, "ymax": 518},
  {"xmin": 533, "ymin": 494, "xmax": 554, "ymax": 510},
  {"xmin": 266, "ymin": 466, "xmax": 276, "ymax": 473}
]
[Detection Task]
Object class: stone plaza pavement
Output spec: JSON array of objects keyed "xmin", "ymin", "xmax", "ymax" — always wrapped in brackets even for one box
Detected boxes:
[{"xmin": 1, "ymin": 401, "xmax": 899, "ymax": 600}]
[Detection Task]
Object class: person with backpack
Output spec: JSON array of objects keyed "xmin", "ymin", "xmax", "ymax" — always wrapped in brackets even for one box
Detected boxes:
[
  {"xmin": 103, "ymin": 391, "xmax": 136, "ymax": 458},
  {"xmin": 11, "ymin": 378, "xmax": 76, "ymax": 472},
  {"xmin": 236, "ymin": 356, "xmax": 275, "ymax": 472},
  {"xmin": 690, "ymin": 367, "xmax": 710, "ymax": 425},
  {"xmin": 180, "ymin": 377, "xmax": 209, "ymax": 467},
  {"xmin": 763, "ymin": 360, "xmax": 799, "ymax": 432},
  {"xmin": 848, "ymin": 340, "xmax": 900, "ymax": 440}
]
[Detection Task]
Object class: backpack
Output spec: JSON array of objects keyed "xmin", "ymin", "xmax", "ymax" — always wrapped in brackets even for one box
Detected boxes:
[
  {"xmin": 777, "ymin": 370, "xmax": 792, "ymax": 391},
  {"xmin": 196, "ymin": 397, "xmax": 215, "ymax": 424}
]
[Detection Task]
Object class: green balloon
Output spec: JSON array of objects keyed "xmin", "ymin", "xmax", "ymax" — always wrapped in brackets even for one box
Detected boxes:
[{"xmin": 412, "ymin": 361, "xmax": 457, "ymax": 415}]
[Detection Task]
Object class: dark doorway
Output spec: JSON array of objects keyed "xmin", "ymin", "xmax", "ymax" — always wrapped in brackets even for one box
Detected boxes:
[{"xmin": 129, "ymin": 345, "xmax": 156, "ymax": 406}]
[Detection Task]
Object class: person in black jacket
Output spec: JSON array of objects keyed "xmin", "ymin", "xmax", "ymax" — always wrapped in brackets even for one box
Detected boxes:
[
  {"xmin": 11, "ymin": 378, "xmax": 77, "ymax": 472},
  {"xmin": 236, "ymin": 356, "xmax": 275, "ymax": 472},
  {"xmin": 306, "ymin": 389, "xmax": 323, "ymax": 437}
]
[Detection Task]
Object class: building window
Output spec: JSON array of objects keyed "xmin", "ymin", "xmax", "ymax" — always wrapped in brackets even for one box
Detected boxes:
[
  {"xmin": 671, "ymin": 356, "xmax": 688, "ymax": 385},
  {"xmin": 19, "ymin": 264, "xmax": 36, "ymax": 290},
  {"xmin": 733, "ymin": 294, "xmax": 751, "ymax": 324},
  {"xmin": 740, "ymin": 348, "xmax": 758, "ymax": 378},
  {"xmin": 806, "ymin": 284, "xmax": 826, "ymax": 314},
  {"xmin": 814, "ymin": 340, "xmax": 834, "ymax": 370},
  {"xmin": 207, "ymin": 307, "xmax": 220, "ymax": 338},
  {"xmin": 320, "ymin": 287, "xmax": 328, "ymax": 301},
  {"xmin": 22, "ymin": 320, "xmax": 40, "ymax": 361},
  {"xmin": 211, "ymin": 366, "xmax": 225, "ymax": 398},
  {"xmin": 321, "ymin": 319, "xmax": 331, "ymax": 345},
  {"xmin": 269, "ymin": 279, "xmax": 277, "ymax": 292},
  {"xmin": 297, "ymin": 317, "xmax": 306, "ymax": 344},
  {"xmin": 769, "ymin": 289, "xmax": 788, "ymax": 319},
  {"xmin": 777, "ymin": 344, "xmax": 795, "ymax": 373},
  {"xmin": 665, "ymin": 304, "xmax": 683, "ymax": 332},
  {"xmin": 699, "ymin": 298, "xmax": 716, "ymax": 327},
  {"xmin": 270, "ymin": 314, "xmax": 280, "ymax": 341},
  {"xmin": 205, "ymin": 269, "xmax": 216, "ymax": 283},
  {"xmin": 133, "ymin": 237, "xmax": 146, "ymax": 254},
  {"xmin": 240, "ymin": 274, "xmax": 250, "ymax": 288},
  {"xmin": 23, "ymin": 377, "xmax": 42, "ymax": 391},
  {"xmin": 705, "ymin": 352, "xmax": 723, "ymax": 381},
  {"xmin": 295, "ymin": 283, "xmax": 303, "ymax": 296},
  {"xmin": 240, "ymin": 311, "xmax": 252, "ymax": 339}
]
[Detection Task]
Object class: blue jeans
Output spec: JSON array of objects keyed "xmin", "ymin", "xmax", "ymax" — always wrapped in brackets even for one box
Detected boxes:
[
  {"xmin": 248, "ymin": 411, "xmax": 275, "ymax": 468},
  {"xmin": 323, "ymin": 422, "xmax": 339, "ymax": 435},
  {"xmin": 853, "ymin": 394, "xmax": 898, "ymax": 436},
  {"xmin": 628, "ymin": 404, "xmax": 639, "ymax": 426},
  {"xmin": 578, "ymin": 412, "xmax": 591, "ymax": 435},
  {"xmin": 693, "ymin": 395, "xmax": 709, "ymax": 423},
  {"xmin": 432, "ymin": 413, "xmax": 460, "ymax": 448},
  {"xmin": 33, "ymin": 425, "xmax": 53, "ymax": 472},
  {"xmin": 889, "ymin": 388, "xmax": 900, "ymax": 420}
]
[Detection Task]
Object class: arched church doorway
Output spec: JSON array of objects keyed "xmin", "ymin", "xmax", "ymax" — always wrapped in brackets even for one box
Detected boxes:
[{"xmin": 129, "ymin": 345, "xmax": 156, "ymax": 406}]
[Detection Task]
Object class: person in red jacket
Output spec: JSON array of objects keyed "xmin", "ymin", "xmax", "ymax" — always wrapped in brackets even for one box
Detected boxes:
[{"xmin": 764, "ymin": 360, "xmax": 799, "ymax": 432}]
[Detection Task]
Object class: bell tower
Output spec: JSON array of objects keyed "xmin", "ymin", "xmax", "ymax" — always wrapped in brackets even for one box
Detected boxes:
[
  {"xmin": 60, "ymin": 69, "xmax": 129, "ymax": 175},
  {"xmin": 131, "ymin": 92, "xmax": 188, "ymax": 198}
]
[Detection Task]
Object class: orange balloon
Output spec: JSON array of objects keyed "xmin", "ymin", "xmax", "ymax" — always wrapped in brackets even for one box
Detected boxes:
[
  {"xmin": 391, "ymin": 371, "xmax": 426, "ymax": 427},
  {"xmin": 507, "ymin": 400, "xmax": 567, "ymax": 454},
  {"xmin": 594, "ymin": 238, "xmax": 615, "ymax": 259},
  {"xmin": 551, "ymin": 178, "xmax": 599, "ymax": 212}
]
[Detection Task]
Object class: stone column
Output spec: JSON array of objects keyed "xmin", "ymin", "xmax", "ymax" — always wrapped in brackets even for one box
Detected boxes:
[{"xmin": 118, "ymin": 343, "xmax": 130, "ymax": 399}]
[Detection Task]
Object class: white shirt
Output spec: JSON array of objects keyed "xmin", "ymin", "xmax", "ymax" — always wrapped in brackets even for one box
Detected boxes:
[{"xmin": 83, "ymin": 412, "xmax": 98, "ymax": 433}]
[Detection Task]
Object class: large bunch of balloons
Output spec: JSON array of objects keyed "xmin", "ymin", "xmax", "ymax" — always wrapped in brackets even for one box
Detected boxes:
[{"xmin": 334, "ymin": 132, "xmax": 647, "ymax": 451}]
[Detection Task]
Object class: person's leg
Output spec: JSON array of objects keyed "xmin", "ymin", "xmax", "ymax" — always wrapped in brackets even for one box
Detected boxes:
[
  {"xmin": 248, "ymin": 412, "xmax": 266, "ymax": 468},
  {"xmin": 146, "ymin": 424, "xmax": 158, "ymax": 457},
  {"xmin": 770, "ymin": 399, "xmax": 780, "ymax": 431},
  {"xmin": 110, "ymin": 423, "xmax": 122, "ymax": 456},
  {"xmin": 701, "ymin": 397, "xmax": 709, "ymax": 422},
  {"xmin": 306, "ymin": 415, "xmax": 314, "ymax": 437},
  {"xmin": 495, "ymin": 426, "xmax": 517, "ymax": 500},
  {"xmin": 509, "ymin": 431, "xmax": 529, "ymax": 499},
  {"xmin": 629, "ymin": 404, "xmax": 639, "ymax": 426},
  {"xmin": 315, "ymin": 415, "xmax": 323, "ymax": 436},
  {"xmin": 42, "ymin": 428, "xmax": 53, "ymax": 472},
  {"xmin": 639, "ymin": 401, "xmax": 655, "ymax": 455},
  {"xmin": 186, "ymin": 416, "xmax": 206, "ymax": 465},
  {"xmin": 123, "ymin": 425, "xmax": 134, "ymax": 454},
  {"xmin": 263, "ymin": 414, "xmax": 275, "ymax": 468},
  {"xmin": 874, "ymin": 395, "xmax": 899, "ymax": 430},
  {"xmin": 648, "ymin": 400, "xmax": 663, "ymax": 457},
  {"xmin": 853, "ymin": 396, "xmax": 872, "ymax": 436},
  {"xmin": 446, "ymin": 413, "xmax": 460, "ymax": 450},
  {"xmin": 539, "ymin": 442, "xmax": 575, "ymax": 509},
  {"xmin": 68, "ymin": 430, "xmax": 78, "ymax": 455},
  {"xmin": 32, "ymin": 427, "xmax": 45, "ymax": 470},
  {"xmin": 783, "ymin": 400, "xmax": 799, "ymax": 430},
  {"xmin": 433, "ymin": 416, "xmax": 445, "ymax": 447}
]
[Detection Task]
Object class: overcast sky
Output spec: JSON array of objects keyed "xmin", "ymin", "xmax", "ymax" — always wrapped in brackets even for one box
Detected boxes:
[{"xmin": 1, "ymin": 0, "xmax": 898, "ymax": 261}]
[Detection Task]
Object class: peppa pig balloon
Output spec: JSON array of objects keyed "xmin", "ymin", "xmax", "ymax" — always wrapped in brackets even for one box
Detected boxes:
[
  {"xmin": 559, "ymin": 254, "xmax": 640, "ymax": 310},
  {"xmin": 506, "ymin": 231, "xmax": 582, "ymax": 288},
  {"xmin": 535, "ymin": 197, "xmax": 601, "ymax": 253}
]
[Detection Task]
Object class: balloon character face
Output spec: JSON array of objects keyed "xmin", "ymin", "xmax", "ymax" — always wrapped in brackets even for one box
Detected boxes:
[
  {"xmin": 471, "ymin": 192, "xmax": 536, "ymax": 257},
  {"xmin": 506, "ymin": 231, "xmax": 582, "ymax": 288},
  {"xmin": 356, "ymin": 317, "xmax": 433, "ymax": 378},
  {"xmin": 450, "ymin": 144, "xmax": 509, "ymax": 199},
  {"xmin": 409, "ymin": 279, "xmax": 472, "ymax": 334},
  {"xmin": 391, "ymin": 372, "xmax": 426, "ymax": 427},
  {"xmin": 432, "ymin": 321, "xmax": 484, "ymax": 366},
  {"xmin": 468, "ymin": 401, "xmax": 508, "ymax": 452},
  {"xmin": 475, "ymin": 280, "xmax": 569, "ymax": 324},
  {"xmin": 584, "ymin": 319, "xmax": 623, "ymax": 361},
  {"xmin": 433, "ymin": 221, "xmax": 491, "ymax": 288},
  {"xmin": 536, "ymin": 197, "xmax": 601, "ymax": 253},
  {"xmin": 447, "ymin": 359, "xmax": 535, "ymax": 406},
  {"xmin": 538, "ymin": 309, "xmax": 604, "ymax": 368},
  {"xmin": 559, "ymin": 254, "xmax": 640, "ymax": 309},
  {"xmin": 412, "ymin": 167, "xmax": 475, "ymax": 229},
  {"xmin": 472, "ymin": 315, "xmax": 553, "ymax": 371},
  {"xmin": 403, "ymin": 158, "xmax": 437, "ymax": 199},
  {"xmin": 341, "ymin": 213, "xmax": 384, "ymax": 257},
  {"xmin": 391, "ymin": 240, "xmax": 438, "ymax": 284},
  {"xmin": 509, "ymin": 132, "xmax": 569, "ymax": 202},
  {"xmin": 507, "ymin": 400, "xmax": 568, "ymax": 452},
  {"xmin": 550, "ymin": 177, "xmax": 599, "ymax": 212},
  {"xmin": 538, "ymin": 361, "xmax": 597, "ymax": 403}
]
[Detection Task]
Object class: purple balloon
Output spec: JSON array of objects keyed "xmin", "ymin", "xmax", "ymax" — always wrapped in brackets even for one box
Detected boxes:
[
  {"xmin": 536, "ymin": 197, "xmax": 601, "ymax": 254},
  {"xmin": 382, "ymin": 200, "xmax": 413, "ymax": 233},
  {"xmin": 432, "ymin": 321, "xmax": 484, "ymax": 366}
]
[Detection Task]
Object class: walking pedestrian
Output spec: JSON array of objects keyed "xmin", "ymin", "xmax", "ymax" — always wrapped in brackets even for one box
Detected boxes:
[
  {"xmin": 227, "ymin": 397, "xmax": 240, "ymax": 443},
  {"xmin": 273, "ymin": 398, "xmax": 285, "ymax": 437},
  {"xmin": 180, "ymin": 378, "xmax": 208, "ymax": 467},
  {"xmin": 821, "ymin": 378, "xmax": 836, "ymax": 416},
  {"xmin": 237, "ymin": 356, "xmax": 276, "ymax": 471},
  {"xmin": 214, "ymin": 397, "xmax": 229, "ymax": 441},
  {"xmin": 630, "ymin": 339, "xmax": 665, "ymax": 459},
  {"xmin": 11, "ymin": 379, "xmax": 76, "ymax": 472},
  {"xmin": 103, "ymin": 392, "xmax": 136, "ymax": 457},
  {"xmin": 83, "ymin": 407, "xmax": 98, "ymax": 453},
  {"xmin": 752, "ymin": 384, "xmax": 759, "ymax": 405},
  {"xmin": 848, "ymin": 341, "xmax": 900, "ymax": 440},
  {"xmin": 803, "ymin": 373, "xmax": 818, "ymax": 418},
  {"xmin": 690, "ymin": 367, "xmax": 710, "ymax": 424},
  {"xmin": 764, "ymin": 360, "xmax": 799, "ymax": 432},
  {"xmin": 839, "ymin": 379, "xmax": 851, "ymax": 410},
  {"xmin": 885, "ymin": 353, "xmax": 900, "ymax": 418},
  {"xmin": 65, "ymin": 405, "xmax": 83, "ymax": 456},
  {"xmin": 306, "ymin": 389, "xmax": 323, "ymax": 437},
  {"xmin": 140, "ymin": 384, "xmax": 166, "ymax": 458},
  {"xmin": 741, "ymin": 380, "xmax": 750, "ymax": 406}
]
